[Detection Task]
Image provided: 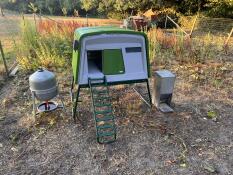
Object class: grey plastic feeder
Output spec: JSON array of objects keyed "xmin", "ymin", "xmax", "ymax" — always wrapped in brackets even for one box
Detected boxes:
[
  {"xmin": 29, "ymin": 68, "xmax": 65, "ymax": 117},
  {"xmin": 29, "ymin": 68, "xmax": 58, "ymax": 101}
]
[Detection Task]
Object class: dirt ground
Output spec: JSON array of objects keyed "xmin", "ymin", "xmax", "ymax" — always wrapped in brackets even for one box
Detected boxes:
[{"xmin": 0, "ymin": 62, "xmax": 232, "ymax": 175}]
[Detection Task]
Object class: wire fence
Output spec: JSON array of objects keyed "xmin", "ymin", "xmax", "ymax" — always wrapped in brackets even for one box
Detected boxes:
[{"xmin": 164, "ymin": 15, "xmax": 233, "ymax": 54}]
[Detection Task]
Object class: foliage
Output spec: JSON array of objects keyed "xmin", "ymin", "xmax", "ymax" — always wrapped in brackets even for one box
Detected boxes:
[
  {"xmin": 206, "ymin": 0, "xmax": 233, "ymax": 18},
  {"xmin": 1, "ymin": 0, "xmax": 233, "ymax": 18}
]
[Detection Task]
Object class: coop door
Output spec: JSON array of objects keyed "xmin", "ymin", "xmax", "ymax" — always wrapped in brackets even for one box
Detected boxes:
[{"xmin": 103, "ymin": 49, "xmax": 125, "ymax": 75}]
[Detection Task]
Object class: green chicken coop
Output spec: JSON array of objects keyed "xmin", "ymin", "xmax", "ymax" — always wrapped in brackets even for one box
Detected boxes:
[{"xmin": 71, "ymin": 26, "xmax": 152, "ymax": 143}]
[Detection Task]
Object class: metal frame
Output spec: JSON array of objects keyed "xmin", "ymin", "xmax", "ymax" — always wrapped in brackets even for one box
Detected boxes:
[
  {"xmin": 133, "ymin": 79, "xmax": 152, "ymax": 107},
  {"xmin": 71, "ymin": 77, "xmax": 152, "ymax": 122},
  {"xmin": 31, "ymin": 81, "xmax": 65, "ymax": 118},
  {"xmin": 31, "ymin": 90, "xmax": 65, "ymax": 118}
]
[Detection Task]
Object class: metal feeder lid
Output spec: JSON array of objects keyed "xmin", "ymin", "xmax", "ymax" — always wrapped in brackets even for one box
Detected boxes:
[
  {"xmin": 29, "ymin": 68, "xmax": 57, "ymax": 91},
  {"xmin": 155, "ymin": 70, "xmax": 176, "ymax": 78}
]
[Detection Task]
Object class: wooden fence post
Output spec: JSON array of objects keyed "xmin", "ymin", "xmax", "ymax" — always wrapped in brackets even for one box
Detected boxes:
[
  {"xmin": 0, "ymin": 41, "xmax": 9, "ymax": 77},
  {"xmin": 86, "ymin": 14, "xmax": 89, "ymax": 26},
  {"xmin": 165, "ymin": 15, "xmax": 168, "ymax": 29}
]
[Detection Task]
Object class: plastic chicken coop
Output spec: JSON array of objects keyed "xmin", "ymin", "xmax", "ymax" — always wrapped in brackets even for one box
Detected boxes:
[{"xmin": 71, "ymin": 26, "xmax": 152, "ymax": 143}]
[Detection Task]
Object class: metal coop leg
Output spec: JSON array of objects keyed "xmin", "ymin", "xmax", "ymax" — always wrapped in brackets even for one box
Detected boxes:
[
  {"xmin": 70, "ymin": 76, "xmax": 74, "ymax": 102},
  {"xmin": 72, "ymin": 85, "xmax": 81, "ymax": 123},
  {"xmin": 146, "ymin": 79, "xmax": 152, "ymax": 106}
]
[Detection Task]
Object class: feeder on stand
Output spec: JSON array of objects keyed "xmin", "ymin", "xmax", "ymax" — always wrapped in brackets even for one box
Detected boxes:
[{"xmin": 29, "ymin": 68, "xmax": 65, "ymax": 118}]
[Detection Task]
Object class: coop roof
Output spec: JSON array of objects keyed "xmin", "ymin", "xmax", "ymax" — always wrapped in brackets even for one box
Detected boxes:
[{"xmin": 74, "ymin": 26, "xmax": 148, "ymax": 41}]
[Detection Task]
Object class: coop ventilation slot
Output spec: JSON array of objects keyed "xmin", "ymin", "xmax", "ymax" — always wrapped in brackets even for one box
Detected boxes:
[{"xmin": 125, "ymin": 47, "xmax": 142, "ymax": 53}]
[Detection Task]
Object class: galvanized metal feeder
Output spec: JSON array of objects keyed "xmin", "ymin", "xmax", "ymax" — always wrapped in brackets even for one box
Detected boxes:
[
  {"xmin": 152, "ymin": 70, "xmax": 176, "ymax": 113},
  {"xmin": 71, "ymin": 26, "xmax": 152, "ymax": 143},
  {"xmin": 29, "ymin": 68, "xmax": 65, "ymax": 117}
]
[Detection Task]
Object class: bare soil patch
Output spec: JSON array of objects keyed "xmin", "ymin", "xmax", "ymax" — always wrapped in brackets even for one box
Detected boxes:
[{"xmin": 0, "ymin": 62, "xmax": 232, "ymax": 175}]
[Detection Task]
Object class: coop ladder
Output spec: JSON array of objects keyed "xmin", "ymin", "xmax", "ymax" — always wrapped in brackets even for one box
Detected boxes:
[{"xmin": 88, "ymin": 77, "xmax": 116, "ymax": 144}]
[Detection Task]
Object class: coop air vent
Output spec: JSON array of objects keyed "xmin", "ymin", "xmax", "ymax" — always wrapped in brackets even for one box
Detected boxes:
[{"xmin": 125, "ymin": 47, "xmax": 142, "ymax": 53}]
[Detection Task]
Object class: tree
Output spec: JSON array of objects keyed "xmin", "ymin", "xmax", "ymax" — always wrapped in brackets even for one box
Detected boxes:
[{"xmin": 80, "ymin": 0, "xmax": 98, "ymax": 13}]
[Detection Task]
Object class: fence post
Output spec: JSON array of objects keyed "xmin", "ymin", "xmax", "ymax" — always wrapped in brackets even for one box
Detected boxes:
[
  {"xmin": 0, "ymin": 41, "xmax": 9, "ymax": 77},
  {"xmin": 165, "ymin": 15, "xmax": 168, "ymax": 29},
  {"xmin": 86, "ymin": 14, "xmax": 88, "ymax": 26}
]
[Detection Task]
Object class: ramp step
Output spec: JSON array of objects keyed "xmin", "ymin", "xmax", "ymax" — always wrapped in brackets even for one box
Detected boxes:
[
  {"xmin": 96, "ymin": 115, "xmax": 114, "ymax": 122},
  {"xmin": 95, "ymin": 110, "xmax": 112, "ymax": 115},
  {"xmin": 98, "ymin": 131, "xmax": 116, "ymax": 137},
  {"xmin": 94, "ymin": 103, "xmax": 111, "ymax": 107},
  {"xmin": 97, "ymin": 124, "xmax": 115, "ymax": 130}
]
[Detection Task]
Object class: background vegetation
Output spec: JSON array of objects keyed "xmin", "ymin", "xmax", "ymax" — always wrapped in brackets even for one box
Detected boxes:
[{"xmin": 0, "ymin": 0, "xmax": 233, "ymax": 18}]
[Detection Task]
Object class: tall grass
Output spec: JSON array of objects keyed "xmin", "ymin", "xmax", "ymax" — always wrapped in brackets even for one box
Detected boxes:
[
  {"xmin": 16, "ymin": 19, "xmax": 84, "ymax": 70},
  {"xmin": 17, "ymin": 17, "xmax": 229, "ymax": 75},
  {"xmin": 37, "ymin": 20, "xmax": 88, "ymax": 39},
  {"xmin": 147, "ymin": 28, "xmax": 226, "ymax": 67}
]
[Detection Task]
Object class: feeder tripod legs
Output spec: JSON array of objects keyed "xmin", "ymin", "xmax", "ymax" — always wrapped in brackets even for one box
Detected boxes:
[
  {"xmin": 73, "ymin": 85, "xmax": 80, "ymax": 123},
  {"xmin": 32, "ymin": 92, "xmax": 36, "ymax": 120}
]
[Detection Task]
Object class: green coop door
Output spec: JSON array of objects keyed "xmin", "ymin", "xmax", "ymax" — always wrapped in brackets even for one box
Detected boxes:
[{"xmin": 103, "ymin": 49, "xmax": 125, "ymax": 75}]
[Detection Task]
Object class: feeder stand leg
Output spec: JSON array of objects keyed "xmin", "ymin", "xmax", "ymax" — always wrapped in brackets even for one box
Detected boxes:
[
  {"xmin": 32, "ymin": 92, "xmax": 36, "ymax": 120},
  {"xmin": 146, "ymin": 79, "xmax": 152, "ymax": 106},
  {"xmin": 57, "ymin": 93, "xmax": 66, "ymax": 112},
  {"xmin": 73, "ymin": 85, "xmax": 80, "ymax": 123}
]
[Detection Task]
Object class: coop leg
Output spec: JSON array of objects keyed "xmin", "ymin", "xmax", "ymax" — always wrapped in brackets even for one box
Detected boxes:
[
  {"xmin": 146, "ymin": 79, "xmax": 152, "ymax": 107},
  {"xmin": 70, "ymin": 76, "xmax": 74, "ymax": 102},
  {"xmin": 72, "ymin": 85, "xmax": 80, "ymax": 123}
]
